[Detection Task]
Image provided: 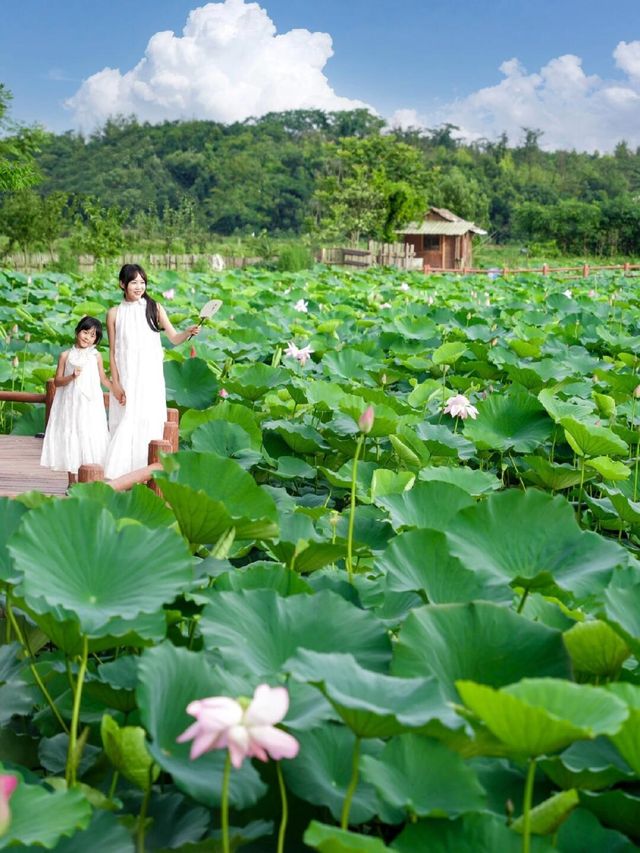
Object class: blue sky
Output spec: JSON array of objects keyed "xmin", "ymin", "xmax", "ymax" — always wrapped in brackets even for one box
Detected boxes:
[{"xmin": 1, "ymin": 0, "xmax": 639, "ymax": 150}]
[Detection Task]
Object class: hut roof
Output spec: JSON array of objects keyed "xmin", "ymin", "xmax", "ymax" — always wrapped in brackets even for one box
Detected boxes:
[{"xmin": 398, "ymin": 207, "xmax": 487, "ymax": 236}]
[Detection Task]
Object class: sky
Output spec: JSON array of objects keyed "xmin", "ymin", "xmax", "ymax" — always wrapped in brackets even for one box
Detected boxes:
[{"xmin": 1, "ymin": 0, "xmax": 639, "ymax": 151}]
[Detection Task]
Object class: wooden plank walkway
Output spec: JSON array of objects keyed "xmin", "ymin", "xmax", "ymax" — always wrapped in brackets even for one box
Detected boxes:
[{"xmin": 0, "ymin": 436, "xmax": 67, "ymax": 498}]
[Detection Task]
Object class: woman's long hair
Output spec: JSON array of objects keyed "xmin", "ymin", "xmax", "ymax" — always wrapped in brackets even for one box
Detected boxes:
[{"xmin": 118, "ymin": 264, "xmax": 161, "ymax": 333}]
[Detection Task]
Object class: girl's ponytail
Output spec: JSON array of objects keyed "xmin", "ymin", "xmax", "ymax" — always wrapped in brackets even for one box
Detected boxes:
[{"xmin": 118, "ymin": 264, "xmax": 161, "ymax": 333}]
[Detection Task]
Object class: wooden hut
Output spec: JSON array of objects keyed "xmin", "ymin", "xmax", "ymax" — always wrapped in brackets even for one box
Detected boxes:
[{"xmin": 398, "ymin": 207, "xmax": 487, "ymax": 270}]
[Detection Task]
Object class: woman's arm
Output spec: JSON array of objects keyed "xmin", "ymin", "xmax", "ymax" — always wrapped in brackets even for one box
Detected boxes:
[
  {"xmin": 96, "ymin": 352, "xmax": 113, "ymax": 393},
  {"xmin": 53, "ymin": 351, "xmax": 77, "ymax": 387},
  {"xmin": 157, "ymin": 304, "xmax": 200, "ymax": 346},
  {"xmin": 106, "ymin": 307, "xmax": 126, "ymax": 404}
]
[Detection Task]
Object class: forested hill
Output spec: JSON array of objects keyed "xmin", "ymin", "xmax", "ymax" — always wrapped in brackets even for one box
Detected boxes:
[{"xmin": 33, "ymin": 109, "xmax": 640, "ymax": 252}]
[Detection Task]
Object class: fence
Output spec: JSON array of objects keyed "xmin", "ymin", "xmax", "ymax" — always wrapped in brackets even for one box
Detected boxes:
[
  {"xmin": 421, "ymin": 262, "xmax": 640, "ymax": 278},
  {"xmin": 319, "ymin": 241, "xmax": 423, "ymax": 271},
  {"xmin": 1, "ymin": 252, "xmax": 262, "ymax": 273}
]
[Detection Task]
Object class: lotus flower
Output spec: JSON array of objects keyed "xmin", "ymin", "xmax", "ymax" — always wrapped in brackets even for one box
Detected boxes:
[
  {"xmin": 380, "ymin": 302, "xmax": 392, "ymax": 309},
  {"xmin": 563, "ymin": 288, "xmax": 573, "ymax": 298},
  {"xmin": 162, "ymin": 289, "xmax": 175, "ymax": 300},
  {"xmin": 189, "ymin": 345, "xmax": 196, "ymax": 358},
  {"xmin": 293, "ymin": 298, "xmax": 309, "ymax": 313},
  {"xmin": 358, "ymin": 405, "xmax": 375, "ymax": 434},
  {"xmin": 0, "ymin": 775, "xmax": 17, "ymax": 836},
  {"xmin": 284, "ymin": 341, "xmax": 313, "ymax": 366},
  {"xmin": 634, "ymin": 385, "xmax": 640, "ymax": 399},
  {"xmin": 219, "ymin": 388, "xmax": 230, "ymax": 398},
  {"xmin": 400, "ymin": 282, "xmax": 410, "ymax": 292},
  {"xmin": 177, "ymin": 684, "xmax": 299, "ymax": 769},
  {"xmin": 443, "ymin": 393, "xmax": 479, "ymax": 420}
]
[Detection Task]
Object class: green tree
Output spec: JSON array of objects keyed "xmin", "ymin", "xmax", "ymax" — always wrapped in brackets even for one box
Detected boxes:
[
  {"xmin": 71, "ymin": 197, "xmax": 126, "ymax": 259},
  {"xmin": 0, "ymin": 84, "xmax": 44, "ymax": 191}
]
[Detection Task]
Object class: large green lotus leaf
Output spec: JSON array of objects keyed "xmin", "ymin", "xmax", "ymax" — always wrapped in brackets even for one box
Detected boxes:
[
  {"xmin": 286, "ymin": 649, "xmax": 460, "ymax": 738},
  {"xmin": 538, "ymin": 388, "xmax": 595, "ymax": 423},
  {"xmin": 191, "ymin": 420, "xmax": 263, "ymax": 469},
  {"xmin": 563, "ymin": 620, "xmax": 630, "ymax": 677},
  {"xmin": 69, "ymin": 481, "xmax": 176, "ymax": 529},
  {"xmin": 445, "ymin": 489, "xmax": 628, "ymax": 598},
  {"xmin": 370, "ymin": 469, "xmax": 415, "ymax": 500},
  {"xmin": 137, "ymin": 790, "xmax": 210, "ymax": 852},
  {"xmin": 522, "ymin": 456, "xmax": 587, "ymax": 491},
  {"xmin": 598, "ymin": 484, "xmax": 640, "ymax": 525},
  {"xmin": 602, "ymin": 567, "xmax": 640, "ymax": 655},
  {"xmin": 391, "ymin": 813, "xmax": 530, "ymax": 853},
  {"xmin": 17, "ymin": 810, "xmax": 135, "ymax": 853},
  {"xmin": 0, "ymin": 497, "xmax": 28, "ymax": 583},
  {"xmin": 540, "ymin": 738, "xmax": 635, "ymax": 791},
  {"xmin": 585, "ymin": 456, "xmax": 630, "ymax": 481},
  {"xmin": 432, "ymin": 341, "xmax": 468, "ymax": 365},
  {"xmin": 304, "ymin": 821, "xmax": 391, "ymax": 852},
  {"xmin": 8, "ymin": 499, "xmax": 193, "ymax": 636},
  {"xmin": 392, "ymin": 602, "xmax": 571, "ymax": 701},
  {"xmin": 264, "ymin": 419, "xmax": 329, "ymax": 453},
  {"xmin": 214, "ymin": 562, "xmax": 313, "ymax": 596},
  {"xmin": 164, "ymin": 357, "xmax": 218, "ymax": 409},
  {"xmin": 0, "ymin": 771, "xmax": 91, "ymax": 849},
  {"xmin": 225, "ymin": 363, "xmax": 289, "ymax": 400},
  {"xmin": 199, "ymin": 589, "xmax": 391, "ymax": 676},
  {"xmin": 156, "ymin": 451, "xmax": 278, "ymax": 542},
  {"xmin": 579, "ymin": 790, "xmax": 640, "ymax": 839},
  {"xmin": 555, "ymin": 808, "xmax": 637, "ymax": 853},
  {"xmin": 561, "ymin": 417, "xmax": 628, "ymax": 457},
  {"xmin": 463, "ymin": 392, "xmax": 552, "ymax": 452},
  {"xmin": 456, "ymin": 679, "xmax": 628, "ymax": 757},
  {"xmin": 360, "ymin": 734, "xmax": 485, "ymax": 818},
  {"xmin": 322, "ymin": 349, "xmax": 378, "ymax": 383},
  {"xmin": 606, "ymin": 683, "xmax": 640, "ymax": 776},
  {"xmin": 180, "ymin": 401, "xmax": 262, "ymax": 447},
  {"xmin": 100, "ymin": 714, "xmax": 158, "ymax": 790},
  {"xmin": 136, "ymin": 642, "xmax": 266, "ymax": 809},
  {"xmin": 418, "ymin": 465, "xmax": 501, "ymax": 496},
  {"xmin": 378, "ymin": 529, "xmax": 508, "ymax": 604},
  {"xmin": 414, "ymin": 424, "xmax": 475, "ymax": 460},
  {"xmin": 375, "ymin": 481, "xmax": 473, "ymax": 532},
  {"xmin": 282, "ymin": 725, "xmax": 383, "ymax": 824}
]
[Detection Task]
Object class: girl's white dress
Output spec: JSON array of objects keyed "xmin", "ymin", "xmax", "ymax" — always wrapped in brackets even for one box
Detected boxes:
[
  {"xmin": 104, "ymin": 299, "xmax": 167, "ymax": 479},
  {"xmin": 40, "ymin": 345, "xmax": 109, "ymax": 474}
]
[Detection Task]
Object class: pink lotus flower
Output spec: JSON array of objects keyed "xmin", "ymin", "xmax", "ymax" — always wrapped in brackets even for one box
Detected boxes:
[
  {"xmin": 0, "ymin": 774, "xmax": 17, "ymax": 836},
  {"xmin": 284, "ymin": 341, "xmax": 313, "ymax": 366},
  {"xmin": 443, "ymin": 394, "xmax": 479, "ymax": 420},
  {"xmin": 189, "ymin": 345, "xmax": 197, "ymax": 358},
  {"xmin": 219, "ymin": 388, "xmax": 230, "ymax": 398},
  {"xmin": 358, "ymin": 405, "xmax": 375, "ymax": 434},
  {"xmin": 293, "ymin": 298, "xmax": 309, "ymax": 313},
  {"xmin": 177, "ymin": 684, "xmax": 299, "ymax": 769},
  {"xmin": 162, "ymin": 289, "xmax": 175, "ymax": 300}
]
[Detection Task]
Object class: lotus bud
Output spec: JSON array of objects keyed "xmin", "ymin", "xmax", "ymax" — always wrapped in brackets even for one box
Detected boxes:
[
  {"xmin": 24, "ymin": 333, "xmax": 31, "ymax": 343},
  {"xmin": 11, "ymin": 324, "xmax": 18, "ymax": 335},
  {"xmin": 0, "ymin": 774, "xmax": 18, "ymax": 836},
  {"xmin": 11, "ymin": 356, "xmax": 19, "ymax": 369},
  {"xmin": 634, "ymin": 385, "xmax": 640, "ymax": 399},
  {"xmin": 329, "ymin": 510, "xmax": 340, "ymax": 527},
  {"xmin": 358, "ymin": 405, "xmax": 375, "ymax": 435},
  {"xmin": 219, "ymin": 388, "xmax": 229, "ymax": 398},
  {"xmin": 380, "ymin": 373, "xmax": 387, "ymax": 386}
]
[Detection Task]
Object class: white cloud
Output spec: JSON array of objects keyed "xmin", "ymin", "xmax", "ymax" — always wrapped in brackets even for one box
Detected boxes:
[
  {"xmin": 391, "ymin": 41, "xmax": 640, "ymax": 152},
  {"xmin": 66, "ymin": 0, "xmax": 369, "ymax": 129}
]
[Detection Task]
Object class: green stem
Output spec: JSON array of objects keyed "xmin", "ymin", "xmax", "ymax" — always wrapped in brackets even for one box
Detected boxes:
[
  {"xmin": 276, "ymin": 762, "xmax": 288, "ymax": 853},
  {"xmin": 576, "ymin": 457, "xmax": 586, "ymax": 523},
  {"xmin": 66, "ymin": 635, "xmax": 89, "ymax": 787},
  {"xmin": 340, "ymin": 736, "xmax": 361, "ymax": 831},
  {"xmin": 522, "ymin": 758, "xmax": 537, "ymax": 853},
  {"xmin": 6, "ymin": 599, "xmax": 69, "ymax": 734},
  {"xmin": 346, "ymin": 436, "xmax": 364, "ymax": 584},
  {"xmin": 516, "ymin": 588, "xmax": 530, "ymax": 615},
  {"xmin": 221, "ymin": 751, "xmax": 231, "ymax": 853},
  {"xmin": 108, "ymin": 770, "xmax": 119, "ymax": 801},
  {"xmin": 136, "ymin": 780, "xmax": 153, "ymax": 853}
]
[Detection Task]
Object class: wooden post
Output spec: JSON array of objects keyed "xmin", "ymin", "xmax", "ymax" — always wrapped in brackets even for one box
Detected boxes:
[
  {"xmin": 147, "ymin": 439, "xmax": 172, "ymax": 495},
  {"xmin": 78, "ymin": 464, "xmax": 104, "ymax": 483},
  {"xmin": 167, "ymin": 408, "xmax": 179, "ymax": 424},
  {"xmin": 582, "ymin": 264, "xmax": 590, "ymax": 278},
  {"xmin": 542, "ymin": 263, "xmax": 549, "ymax": 275},
  {"xmin": 163, "ymin": 420, "xmax": 179, "ymax": 452},
  {"xmin": 45, "ymin": 379, "xmax": 56, "ymax": 428},
  {"xmin": 502, "ymin": 267, "xmax": 509, "ymax": 277},
  {"xmin": 624, "ymin": 262, "xmax": 630, "ymax": 273}
]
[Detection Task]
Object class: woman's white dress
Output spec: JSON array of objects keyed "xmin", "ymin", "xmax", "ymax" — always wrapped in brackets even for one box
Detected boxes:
[
  {"xmin": 40, "ymin": 346, "xmax": 109, "ymax": 474},
  {"xmin": 104, "ymin": 299, "xmax": 167, "ymax": 479}
]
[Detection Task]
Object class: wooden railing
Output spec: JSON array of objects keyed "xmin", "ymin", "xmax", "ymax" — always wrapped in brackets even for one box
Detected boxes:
[
  {"xmin": 423, "ymin": 262, "xmax": 640, "ymax": 277},
  {"xmin": 0, "ymin": 380, "xmax": 180, "ymax": 492}
]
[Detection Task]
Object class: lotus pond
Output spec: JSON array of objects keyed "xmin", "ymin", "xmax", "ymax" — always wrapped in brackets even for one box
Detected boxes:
[{"xmin": 1, "ymin": 265, "xmax": 640, "ymax": 851}]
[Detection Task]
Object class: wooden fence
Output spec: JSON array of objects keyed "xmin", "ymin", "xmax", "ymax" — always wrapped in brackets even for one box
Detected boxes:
[
  {"xmin": 1, "ymin": 253, "xmax": 261, "ymax": 273},
  {"xmin": 421, "ymin": 262, "xmax": 640, "ymax": 278},
  {"xmin": 319, "ymin": 241, "xmax": 423, "ymax": 271}
]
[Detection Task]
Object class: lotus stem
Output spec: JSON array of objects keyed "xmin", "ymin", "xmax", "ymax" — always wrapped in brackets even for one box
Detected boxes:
[
  {"xmin": 221, "ymin": 750, "xmax": 231, "ymax": 853},
  {"xmin": 576, "ymin": 457, "xmax": 586, "ymax": 523},
  {"xmin": 276, "ymin": 761, "xmax": 289, "ymax": 853},
  {"xmin": 341, "ymin": 736, "xmax": 361, "ymax": 830},
  {"xmin": 136, "ymin": 775, "xmax": 153, "ymax": 853},
  {"xmin": 346, "ymin": 435, "xmax": 364, "ymax": 583},
  {"xmin": 6, "ymin": 597, "xmax": 69, "ymax": 734},
  {"xmin": 66, "ymin": 635, "xmax": 89, "ymax": 787},
  {"xmin": 516, "ymin": 588, "xmax": 529, "ymax": 615},
  {"xmin": 521, "ymin": 757, "xmax": 537, "ymax": 853}
]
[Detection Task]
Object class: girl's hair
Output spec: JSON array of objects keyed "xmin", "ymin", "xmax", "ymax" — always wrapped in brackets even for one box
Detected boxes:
[
  {"xmin": 118, "ymin": 264, "xmax": 161, "ymax": 333},
  {"xmin": 75, "ymin": 316, "xmax": 103, "ymax": 345}
]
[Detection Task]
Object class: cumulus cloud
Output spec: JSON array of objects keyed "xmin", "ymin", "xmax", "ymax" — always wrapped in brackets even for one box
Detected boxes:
[
  {"xmin": 390, "ymin": 41, "xmax": 640, "ymax": 152},
  {"xmin": 66, "ymin": 0, "xmax": 369, "ymax": 128}
]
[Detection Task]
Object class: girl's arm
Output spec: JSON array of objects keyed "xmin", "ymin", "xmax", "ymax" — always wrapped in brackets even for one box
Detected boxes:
[
  {"xmin": 96, "ymin": 352, "xmax": 113, "ymax": 393},
  {"xmin": 157, "ymin": 304, "xmax": 200, "ymax": 346},
  {"xmin": 106, "ymin": 307, "xmax": 126, "ymax": 404},
  {"xmin": 53, "ymin": 351, "xmax": 78, "ymax": 387}
]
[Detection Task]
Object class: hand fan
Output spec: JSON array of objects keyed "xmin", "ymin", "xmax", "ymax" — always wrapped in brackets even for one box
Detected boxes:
[{"xmin": 189, "ymin": 299, "xmax": 222, "ymax": 338}]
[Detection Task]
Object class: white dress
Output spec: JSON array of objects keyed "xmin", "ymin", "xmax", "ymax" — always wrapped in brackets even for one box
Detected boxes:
[
  {"xmin": 40, "ymin": 346, "xmax": 109, "ymax": 474},
  {"xmin": 104, "ymin": 299, "xmax": 167, "ymax": 479}
]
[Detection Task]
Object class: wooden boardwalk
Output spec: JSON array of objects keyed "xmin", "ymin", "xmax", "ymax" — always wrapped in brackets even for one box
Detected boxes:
[{"xmin": 0, "ymin": 436, "xmax": 67, "ymax": 498}]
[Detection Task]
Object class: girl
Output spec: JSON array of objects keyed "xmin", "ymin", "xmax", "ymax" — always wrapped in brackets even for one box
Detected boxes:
[
  {"xmin": 40, "ymin": 316, "xmax": 112, "ymax": 487},
  {"xmin": 104, "ymin": 264, "xmax": 200, "ymax": 479}
]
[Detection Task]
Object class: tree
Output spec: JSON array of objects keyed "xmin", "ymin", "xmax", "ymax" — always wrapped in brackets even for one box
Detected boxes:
[{"xmin": 0, "ymin": 84, "xmax": 45, "ymax": 191}]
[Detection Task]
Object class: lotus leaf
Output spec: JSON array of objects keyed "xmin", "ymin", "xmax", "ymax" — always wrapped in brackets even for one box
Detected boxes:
[{"xmin": 164, "ymin": 357, "xmax": 218, "ymax": 409}]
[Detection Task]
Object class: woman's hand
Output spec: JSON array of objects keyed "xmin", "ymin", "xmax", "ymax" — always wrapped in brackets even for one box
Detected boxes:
[
  {"xmin": 186, "ymin": 325, "xmax": 201, "ymax": 339},
  {"xmin": 72, "ymin": 367, "xmax": 82, "ymax": 378},
  {"xmin": 113, "ymin": 383, "xmax": 126, "ymax": 405}
]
